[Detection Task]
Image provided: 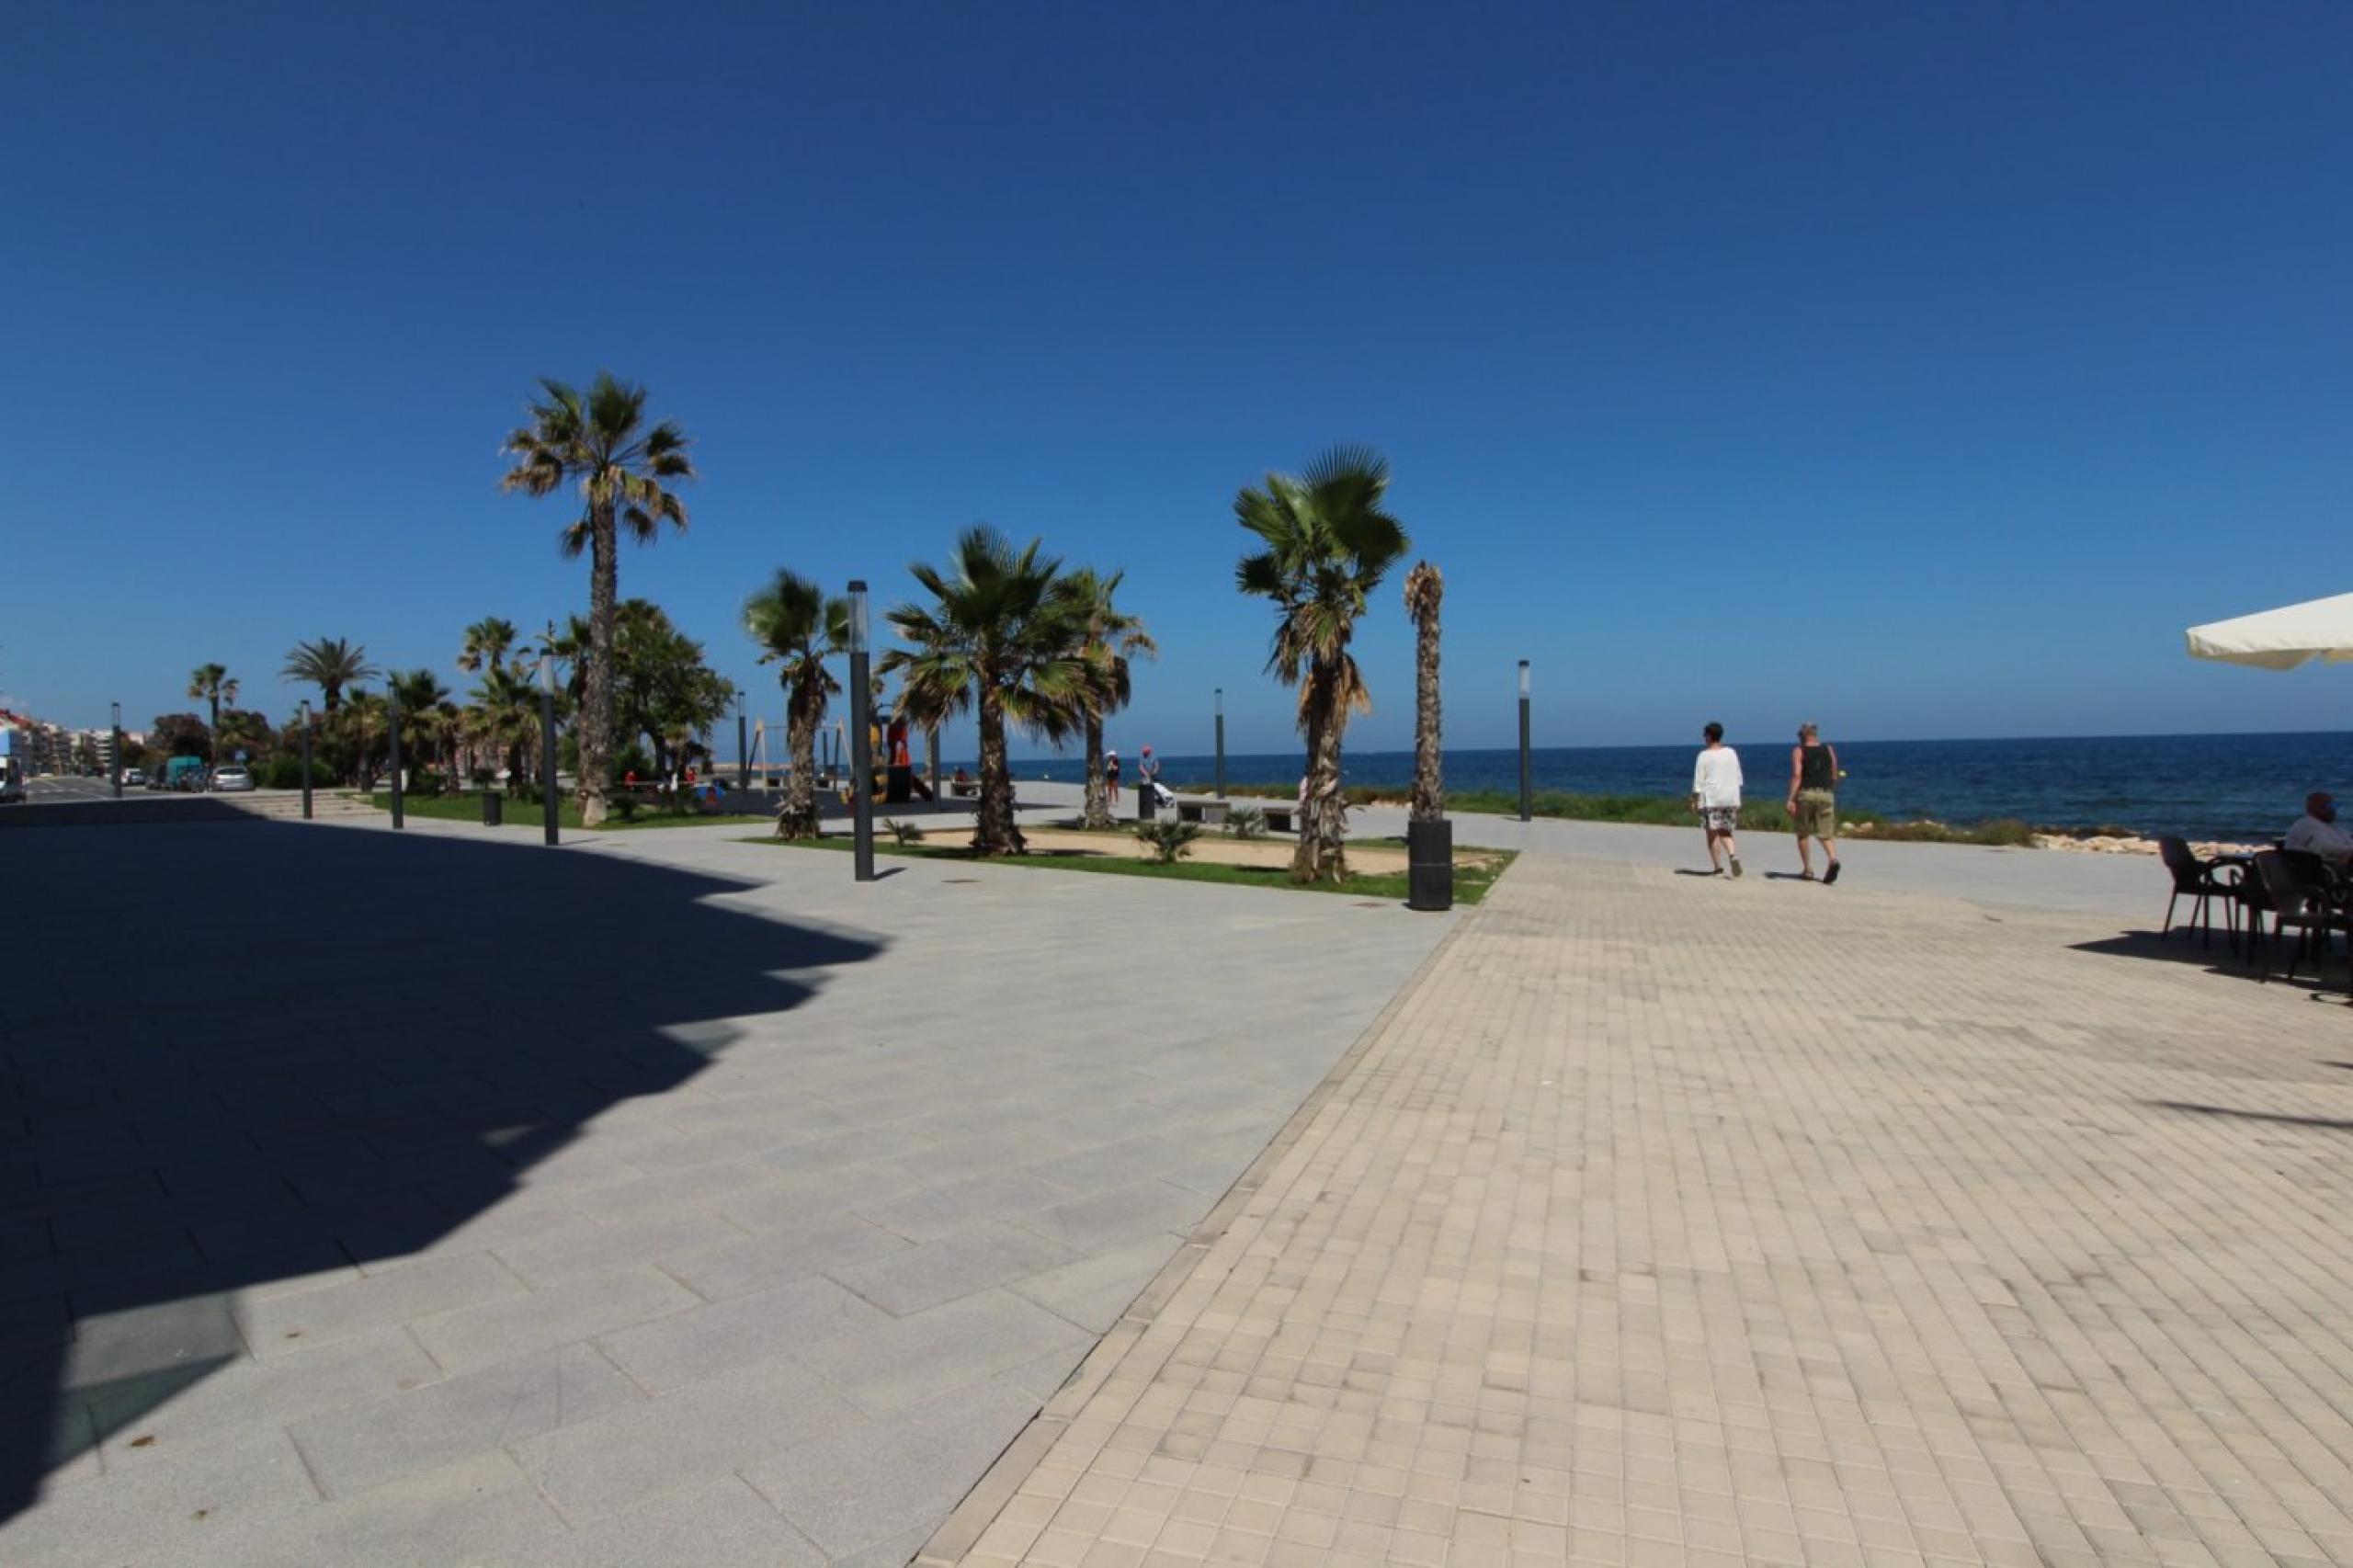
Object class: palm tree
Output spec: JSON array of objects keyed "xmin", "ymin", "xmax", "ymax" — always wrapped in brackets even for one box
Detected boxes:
[
  {"xmin": 281, "ymin": 638, "xmax": 378, "ymax": 714},
  {"xmin": 1403, "ymin": 562, "xmax": 1444, "ymax": 822},
  {"xmin": 744, "ymin": 569, "xmax": 847, "ymax": 840},
  {"xmin": 458, "ymin": 618, "xmax": 517, "ymax": 676},
  {"xmin": 885, "ymin": 527, "xmax": 1089, "ymax": 855},
  {"xmin": 467, "ymin": 664, "xmax": 541, "ymax": 794},
  {"xmin": 188, "ymin": 664, "xmax": 237, "ymax": 756},
  {"xmin": 1063, "ymin": 568, "xmax": 1156, "ymax": 830},
  {"xmin": 1233, "ymin": 444, "xmax": 1411, "ymax": 883},
  {"xmin": 390, "ymin": 670, "xmax": 453, "ymax": 790},
  {"xmin": 341, "ymin": 688, "xmax": 387, "ymax": 790},
  {"xmin": 500, "ymin": 373, "xmax": 696, "ymax": 826}
]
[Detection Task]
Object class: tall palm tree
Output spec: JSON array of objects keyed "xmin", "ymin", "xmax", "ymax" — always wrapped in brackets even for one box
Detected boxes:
[
  {"xmin": 458, "ymin": 618, "xmax": 517, "ymax": 676},
  {"xmin": 1234, "ymin": 444, "xmax": 1411, "ymax": 883},
  {"xmin": 341, "ymin": 687, "xmax": 387, "ymax": 790},
  {"xmin": 188, "ymin": 664, "xmax": 237, "ymax": 756},
  {"xmin": 885, "ymin": 527, "xmax": 1088, "ymax": 855},
  {"xmin": 744, "ymin": 569, "xmax": 847, "ymax": 840},
  {"xmin": 1403, "ymin": 562, "xmax": 1444, "ymax": 822},
  {"xmin": 467, "ymin": 664, "xmax": 541, "ymax": 794},
  {"xmin": 1063, "ymin": 568, "xmax": 1156, "ymax": 830},
  {"xmin": 500, "ymin": 373, "xmax": 696, "ymax": 826},
  {"xmin": 280, "ymin": 638, "xmax": 378, "ymax": 714}
]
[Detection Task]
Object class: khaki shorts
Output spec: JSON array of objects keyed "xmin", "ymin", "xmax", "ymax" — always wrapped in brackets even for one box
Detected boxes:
[{"xmin": 1793, "ymin": 789, "xmax": 1837, "ymax": 839}]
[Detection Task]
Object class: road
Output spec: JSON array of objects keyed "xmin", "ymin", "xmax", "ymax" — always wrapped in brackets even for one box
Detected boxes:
[{"xmin": 19, "ymin": 774, "xmax": 124, "ymax": 802}]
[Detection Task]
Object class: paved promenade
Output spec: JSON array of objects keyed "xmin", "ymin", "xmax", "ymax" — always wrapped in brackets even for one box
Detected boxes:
[
  {"xmin": 0, "ymin": 816, "xmax": 1448, "ymax": 1566},
  {"xmin": 933, "ymin": 852, "xmax": 2353, "ymax": 1568}
]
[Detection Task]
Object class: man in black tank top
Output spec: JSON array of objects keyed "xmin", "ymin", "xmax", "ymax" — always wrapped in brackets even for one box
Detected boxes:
[{"xmin": 1787, "ymin": 722, "xmax": 1842, "ymax": 883}]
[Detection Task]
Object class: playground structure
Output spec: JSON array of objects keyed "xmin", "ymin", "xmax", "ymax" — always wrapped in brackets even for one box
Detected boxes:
[{"xmin": 739, "ymin": 711, "xmax": 937, "ymax": 804}]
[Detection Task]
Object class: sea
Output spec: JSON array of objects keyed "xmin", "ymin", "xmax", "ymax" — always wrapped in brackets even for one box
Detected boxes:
[{"xmin": 985, "ymin": 732, "xmax": 2353, "ymax": 842}]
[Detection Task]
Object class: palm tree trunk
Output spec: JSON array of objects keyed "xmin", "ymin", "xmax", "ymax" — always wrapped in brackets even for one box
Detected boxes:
[
  {"xmin": 578, "ymin": 505, "xmax": 618, "ymax": 827},
  {"xmin": 925, "ymin": 725, "xmax": 940, "ymax": 798},
  {"xmin": 973, "ymin": 681, "xmax": 1023, "ymax": 855},
  {"xmin": 1291, "ymin": 667, "xmax": 1349, "ymax": 883},
  {"xmin": 778, "ymin": 680, "xmax": 821, "ymax": 839},
  {"xmin": 1412, "ymin": 610, "xmax": 1442, "ymax": 822},
  {"xmin": 1081, "ymin": 716, "xmax": 1110, "ymax": 830}
]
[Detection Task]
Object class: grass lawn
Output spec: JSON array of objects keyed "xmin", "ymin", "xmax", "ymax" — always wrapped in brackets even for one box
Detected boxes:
[
  {"xmin": 745, "ymin": 833, "xmax": 1517, "ymax": 904},
  {"xmin": 364, "ymin": 792, "xmax": 763, "ymax": 832}
]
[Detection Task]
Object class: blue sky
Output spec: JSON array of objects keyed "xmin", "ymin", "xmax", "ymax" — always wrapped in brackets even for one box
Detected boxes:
[{"xmin": 4, "ymin": 2, "xmax": 2348, "ymax": 758}]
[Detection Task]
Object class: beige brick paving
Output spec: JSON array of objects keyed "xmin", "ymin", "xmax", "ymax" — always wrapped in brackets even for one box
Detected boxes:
[{"xmin": 929, "ymin": 853, "xmax": 2353, "ymax": 1568}]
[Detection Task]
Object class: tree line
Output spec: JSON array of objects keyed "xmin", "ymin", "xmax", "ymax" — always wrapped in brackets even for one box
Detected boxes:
[{"xmin": 152, "ymin": 372, "xmax": 1442, "ymax": 884}]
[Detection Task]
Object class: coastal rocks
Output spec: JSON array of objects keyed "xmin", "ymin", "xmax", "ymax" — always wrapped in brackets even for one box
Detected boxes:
[{"xmin": 2029, "ymin": 833, "xmax": 2263, "ymax": 858}]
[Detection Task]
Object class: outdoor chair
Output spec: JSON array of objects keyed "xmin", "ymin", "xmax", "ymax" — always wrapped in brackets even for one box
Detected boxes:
[
  {"xmin": 2157, "ymin": 836, "xmax": 2238, "ymax": 949},
  {"xmin": 2246, "ymin": 850, "xmax": 2349, "ymax": 989}
]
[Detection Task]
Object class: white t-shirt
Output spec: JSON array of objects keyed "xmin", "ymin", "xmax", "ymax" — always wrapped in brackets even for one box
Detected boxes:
[
  {"xmin": 2286, "ymin": 813, "xmax": 2353, "ymax": 863},
  {"xmin": 1692, "ymin": 746, "xmax": 1743, "ymax": 809}
]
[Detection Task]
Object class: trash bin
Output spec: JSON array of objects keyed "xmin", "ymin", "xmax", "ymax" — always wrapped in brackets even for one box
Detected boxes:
[
  {"xmin": 1406, "ymin": 817, "xmax": 1452, "ymax": 911},
  {"xmin": 1138, "ymin": 782, "xmax": 1156, "ymax": 822},
  {"xmin": 482, "ymin": 790, "xmax": 504, "ymax": 827}
]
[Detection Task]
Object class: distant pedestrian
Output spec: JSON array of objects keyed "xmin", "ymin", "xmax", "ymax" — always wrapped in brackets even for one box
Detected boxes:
[
  {"xmin": 1105, "ymin": 748, "xmax": 1121, "ymax": 805},
  {"xmin": 1690, "ymin": 722, "xmax": 1744, "ymax": 877},
  {"xmin": 1138, "ymin": 745, "xmax": 1170, "ymax": 809},
  {"xmin": 1786, "ymin": 722, "xmax": 1842, "ymax": 883}
]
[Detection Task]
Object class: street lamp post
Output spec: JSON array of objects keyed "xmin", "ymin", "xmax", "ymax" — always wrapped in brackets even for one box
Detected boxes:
[
  {"xmin": 1518, "ymin": 661, "xmax": 1531, "ymax": 824},
  {"xmin": 1213, "ymin": 688, "xmax": 1226, "ymax": 801},
  {"xmin": 540, "ymin": 641, "xmax": 560, "ymax": 846},
  {"xmin": 110, "ymin": 702, "xmax": 121, "ymax": 801},
  {"xmin": 735, "ymin": 687, "xmax": 748, "ymax": 790},
  {"xmin": 299, "ymin": 699, "xmax": 313, "ymax": 819},
  {"xmin": 847, "ymin": 580, "xmax": 875, "ymax": 883},
  {"xmin": 388, "ymin": 686, "xmax": 404, "ymax": 830}
]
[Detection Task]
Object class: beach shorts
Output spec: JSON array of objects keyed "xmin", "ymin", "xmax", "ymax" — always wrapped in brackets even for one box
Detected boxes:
[
  {"xmin": 1793, "ymin": 789, "xmax": 1837, "ymax": 838},
  {"xmin": 1699, "ymin": 806, "xmax": 1740, "ymax": 832}
]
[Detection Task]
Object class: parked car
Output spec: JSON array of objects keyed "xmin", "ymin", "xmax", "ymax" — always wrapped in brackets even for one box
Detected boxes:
[
  {"xmin": 121, "ymin": 767, "xmax": 147, "ymax": 787},
  {"xmin": 210, "ymin": 766, "xmax": 256, "ymax": 792},
  {"xmin": 163, "ymin": 756, "xmax": 208, "ymax": 790}
]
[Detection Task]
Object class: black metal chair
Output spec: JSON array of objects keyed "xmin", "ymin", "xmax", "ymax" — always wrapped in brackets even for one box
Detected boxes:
[
  {"xmin": 2247, "ymin": 850, "xmax": 2349, "ymax": 988},
  {"xmin": 2157, "ymin": 836, "xmax": 2238, "ymax": 949}
]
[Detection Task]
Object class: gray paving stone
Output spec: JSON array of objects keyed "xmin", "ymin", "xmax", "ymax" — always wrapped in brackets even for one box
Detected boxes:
[
  {"xmin": 406, "ymin": 1266, "xmax": 700, "ymax": 1375},
  {"xmin": 1008, "ymin": 1177, "xmax": 1205, "ymax": 1254},
  {"xmin": 826, "ymin": 1222, "xmax": 1079, "ymax": 1317},
  {"xmin": 1004, "ymin": 1233, "xmax": 1182, "ymax": 1333},
  {"xmin": 1017, "ymin": 1133, "xmax": 1192, "ymax": 1195},
  {"xmin": 852, "ymin": 1171, "xmax": 1072, "ymax": 1245},
  {"xmin": 485, "ymin": 1207, "xmax": 745, "ymax": 1288},
  {"xmin": 89, "ymin": 1328, "xmax": 440, "ymax": 1457},
  {"xmin": 0, "ymin": 1420, "xmax": 320, "ymax": 1565},
  {"xmin": 507, "ymin": 1356, "xmax": 865, "ymax": 1524},
  {"xmin": 288, "ymin": 1343, "xmax": 647, "ymax": 1499},
  {"xmin": 559, "ymin": 1473, "xmax": 824, "ymax": 1567},
  {"xmin": 721, "ymin": 1162, "xmax": 928, "ymax": 1227},
  {"xmin": 596, "ymin": 1275, "xmax": 884, "ymax": 1392},
  {"xmin": 233, "ymin": 1252, "xmax": 526, "ymax": 1358},
  {"xmin": 744, "ymin": 1380, "xmax": 1039, "ymax": 1559},
  {"xmin": 790, "ymin": 1289, "xmax": 1094, "ymax": 1415},
  {"xmin": 168, "ymin": 1451, "xmax": 562, "ymax": 1568},
  {"xmin": 658, "ymin": 1211, "xmax": 911, "ymax": 1301}
]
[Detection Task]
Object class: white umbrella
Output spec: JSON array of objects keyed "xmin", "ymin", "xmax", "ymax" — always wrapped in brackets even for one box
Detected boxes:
[{"xmin": 2185, "ymin": 592, "xmax": 2353, "ymax": 671}]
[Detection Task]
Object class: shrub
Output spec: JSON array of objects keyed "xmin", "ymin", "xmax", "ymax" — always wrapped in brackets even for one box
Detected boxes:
[
  {"xmin": 1134, "ymin": 818, "xmax": 1203, "ymax": 865},
  {"xmin": 1225, "ymin": 806, "xmax": 1267, "ymax": 839},
  {"xmin": 883, "ymin": 818, "xmax": 922, "ymax": 846},
  {"xmin": 261, "ymin": 756, "xmax": 307, "ymax": 790},
  {"xmin": 611, "ymin": 796, "xmax": 642, "ymax": 822}
]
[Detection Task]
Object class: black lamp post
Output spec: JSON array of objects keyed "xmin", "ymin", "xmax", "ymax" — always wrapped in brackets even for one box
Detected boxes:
[
  {"xmin": 847, "ymin": 580, "xmax": 874, "ymax": 882},
  {"xmin": 388, "ymin": 686, "xmax": 404, "ymax": 830},
  {"xmin": 299, "ymin": 699, "xmax": 313, "ymax": 819},
  {"xmin": 540, "ymin": 641, "xmax": 560, "ymax": 846},
  {"xmin": 1518, "ymin": 660, "xmax": 1531, "ymax": 823},
  {"xmin": 109, "ymin": 702, "xmax": 121, "ymax": 800},
  {"xmin": 1213, "ymin": 687, "xmax": 1226, "ymax": 801},
  {"xmin": 735, "ymin": 687, "xmax": 748, "ymax": 790}
]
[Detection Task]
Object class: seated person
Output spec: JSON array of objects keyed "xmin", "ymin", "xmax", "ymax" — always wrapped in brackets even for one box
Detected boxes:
[{"xmin": 2286, "ymin": 791, "xmax": 2353, "ymax": 864}]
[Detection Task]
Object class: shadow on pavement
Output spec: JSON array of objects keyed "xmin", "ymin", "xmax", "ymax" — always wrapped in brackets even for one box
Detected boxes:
[
  {"xmin": 0, "ymin": 818, "xmax": 880, "ymax": 1524},
  {"xmin": 2148, "ymin": 1100, "xmax": 2353, "ymax": 1133}
]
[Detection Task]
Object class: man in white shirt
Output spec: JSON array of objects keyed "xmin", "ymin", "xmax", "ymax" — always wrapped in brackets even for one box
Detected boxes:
[
  {"xmin": 2286, "ymin": 792, "xmax": 2353, "ymax": 865},
  {"xmin": 1690, "ymin": 722, "xmax": 1745, "ymax": 877}
]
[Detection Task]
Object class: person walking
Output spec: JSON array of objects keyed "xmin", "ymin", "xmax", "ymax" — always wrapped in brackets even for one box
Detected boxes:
[
  {"xmin": 1690, "ymin": 722, "xmax": 1745, "ymax": 876},
  {"xmin": 1786, "ymin": 722, "xmax": 1842, "ymax": 883},
  {"xmin": 1105, "ymin": 748, "xmax": 1121, "ymax": 807}
]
